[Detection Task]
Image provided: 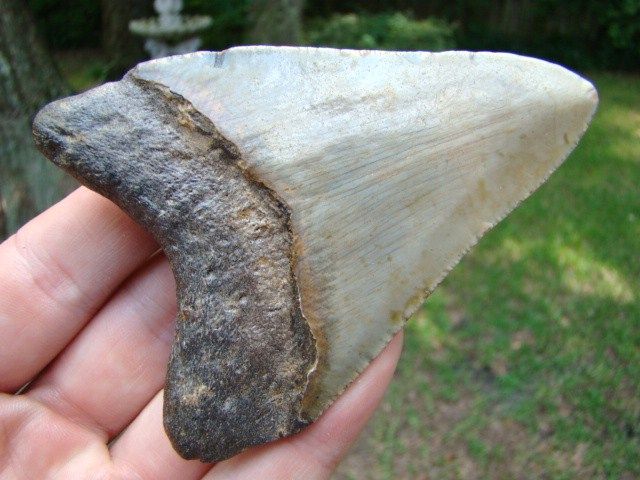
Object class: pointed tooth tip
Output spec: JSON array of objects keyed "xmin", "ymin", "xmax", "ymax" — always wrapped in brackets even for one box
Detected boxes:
[
  {"xmin": 575, "ymin": 75, "xmax": 599, "ymax": 112},
  {"xmin": 537, "ymin": 66, "xmax": 599, "ymax": 140},
  {"xmin": 586, "ymin": 82, "xmax": 599, "ymax": 111},
  {"xmin": 520, "ymin": 55, "xmax": 599, "ymax": 117},
  {"xmin": 562, "ymin": 69, "xmax": 599, "ymax": 115},
  {"xmin": 577, "ymin": 81, "xmax": 600, "ymax": 134}
]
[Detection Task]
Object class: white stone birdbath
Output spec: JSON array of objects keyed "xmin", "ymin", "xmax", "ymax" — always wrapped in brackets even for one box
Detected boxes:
[{"xmin": 129, "ymin": 0, "xmax": 212, "ymax": 59}]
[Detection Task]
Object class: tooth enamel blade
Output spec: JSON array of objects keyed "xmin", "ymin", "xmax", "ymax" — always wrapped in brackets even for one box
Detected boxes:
[{"xmin": 133, "ymin": 47, "xmax": 597, "ymax": 419}]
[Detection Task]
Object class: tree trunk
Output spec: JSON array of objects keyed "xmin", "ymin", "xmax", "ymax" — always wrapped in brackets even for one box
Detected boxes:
[
  {"xmin": 0, "ymin": 190, "xmax": 6, "ymax": 239},
  {"xmin": 101, "ymin": 0, "xmax": 153, "ymax": 80},
  {"xmin": 248, "ymin": 0, "xmax": 304, "ymax": 45},
  {"xmin": 0, "ymin": 0, "xmax": 75, "ymax": 240}
]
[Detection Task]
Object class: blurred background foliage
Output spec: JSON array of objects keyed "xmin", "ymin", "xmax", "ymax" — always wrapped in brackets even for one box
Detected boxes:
[
  {"xmin": 27, "ymin": 0, "xmax": 640, "ymax": 71},
  {"xmin": 306, "ymin": 13, "xmax": 456, "ymax": 51}
]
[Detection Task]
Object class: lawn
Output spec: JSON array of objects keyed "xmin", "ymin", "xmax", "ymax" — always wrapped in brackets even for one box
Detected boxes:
[{"xmin": 337, "ymin": 73, "xmax": 640, "ymax": 479}]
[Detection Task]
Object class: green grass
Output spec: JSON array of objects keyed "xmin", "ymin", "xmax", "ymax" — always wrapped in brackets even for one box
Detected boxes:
[
  {"xmin": 55, "ymin": 49, "xmax": 109, "ymax": 93},
  {"xmin": 338, "ymin": 73, "xmax": 640, "ymax": 479}
]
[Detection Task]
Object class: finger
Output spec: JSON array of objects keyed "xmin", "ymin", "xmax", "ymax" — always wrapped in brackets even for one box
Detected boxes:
[
  {"xmin": 207, "ymin": 332, "xmax": 404, "ymax": 480},
  {"xmin": 0, "ymin": 393, "xmax": 110, "ymax": 480},
  {"xmin": 28, "ymin": 254, "xmax": 176, "ymax": 439},
  {"xmin": 110, "ymin": 391, "xmax": 212, "ymax": 480},
  {"xmin": 0, "ymin": 187, "xmax": 157, "ymax": 392}
]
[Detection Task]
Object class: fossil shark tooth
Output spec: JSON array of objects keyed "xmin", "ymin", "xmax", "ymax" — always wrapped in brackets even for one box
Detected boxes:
[{"xmin": 32, "ymin": 46, "xmax": 598, "ymax": 462}]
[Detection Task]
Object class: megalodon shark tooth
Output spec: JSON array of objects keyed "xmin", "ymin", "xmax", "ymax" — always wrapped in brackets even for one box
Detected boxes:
[{"xmin": 32, "ymin": 46, "xmax": 598, "ymax": 462}]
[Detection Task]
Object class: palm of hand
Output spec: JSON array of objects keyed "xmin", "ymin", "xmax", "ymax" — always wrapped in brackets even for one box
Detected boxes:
[{"xmin": 0, "ymin": 188, "xmax": 402, "ymax": 480}]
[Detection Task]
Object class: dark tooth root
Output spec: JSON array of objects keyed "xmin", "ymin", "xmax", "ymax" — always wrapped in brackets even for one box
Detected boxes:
[{"xmin": 32, "ymin": 76, "xmax": 317, "ymax": 463}]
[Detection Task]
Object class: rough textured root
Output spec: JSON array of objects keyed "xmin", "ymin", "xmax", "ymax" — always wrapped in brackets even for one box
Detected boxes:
[{"xmin": 32, "ymin": 76, "xmax": 317, "ymax": 462}]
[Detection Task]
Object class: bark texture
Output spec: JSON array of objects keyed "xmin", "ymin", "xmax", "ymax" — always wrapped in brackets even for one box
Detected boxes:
[
  {"xmin": 248, "ymin": 0, "xmax": 304, "ymax": 45},
  {"xmin": 101, "ymin": 0, "xmax": 153, "ymax": 80},
  {"xmin": 0, "ymin": 0, "xmax": 74, "ymax": 239},
  {"xmin": 33, "ymin": 76, "xmax": 316, "ymax": 462}
]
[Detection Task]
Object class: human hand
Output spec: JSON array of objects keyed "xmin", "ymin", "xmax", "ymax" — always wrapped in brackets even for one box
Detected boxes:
[{"xmin": 0, "ymin": 187, "xmax": 403, "ymax": 480}]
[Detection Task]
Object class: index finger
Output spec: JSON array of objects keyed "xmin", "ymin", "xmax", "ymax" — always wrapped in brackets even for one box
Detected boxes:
[{"xmin": 0, "ymin": 187, "xmax": 157, "ymax": 392}]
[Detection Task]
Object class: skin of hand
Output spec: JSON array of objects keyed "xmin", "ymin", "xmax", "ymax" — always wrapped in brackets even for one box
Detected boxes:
[{"xmin": 0, "ymin": 187, "xmax": 403, "ymax": 480}]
